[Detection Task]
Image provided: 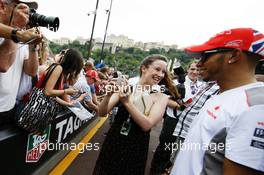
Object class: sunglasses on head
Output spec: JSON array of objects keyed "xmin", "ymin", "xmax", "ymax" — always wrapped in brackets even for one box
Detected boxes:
[{"xmin": 59, "ymin": 49, "xmax": 67, "ymax": 55}]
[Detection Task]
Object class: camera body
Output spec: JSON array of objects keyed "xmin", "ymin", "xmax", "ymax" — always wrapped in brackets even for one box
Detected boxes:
[
  {"xmin": 29, "ymin": 9, "xmax": 60, "ymax": 32},
  {"xmin": 112, "ymin": 71, "xmax": 118, "ymax": 79},
  {"xmin": 113, "ymin": 71, "xmax": 126, "ymax": 86}
]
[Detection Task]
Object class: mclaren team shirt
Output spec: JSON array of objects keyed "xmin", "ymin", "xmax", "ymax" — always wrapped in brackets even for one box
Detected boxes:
[{"xmin": 171, "ymin": 82, "xmax": 264, "ymax": 175}]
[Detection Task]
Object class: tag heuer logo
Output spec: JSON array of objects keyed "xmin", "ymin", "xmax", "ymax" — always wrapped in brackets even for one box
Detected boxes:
[{"xmin": 25, "ymin": 125, "xmax": 51, "ymax": 163}]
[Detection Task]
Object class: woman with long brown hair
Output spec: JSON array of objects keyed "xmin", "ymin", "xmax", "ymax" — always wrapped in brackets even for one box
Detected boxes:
[{"xmin": 93, "ymin": 54, "xmax": 174, "ymax": 175}]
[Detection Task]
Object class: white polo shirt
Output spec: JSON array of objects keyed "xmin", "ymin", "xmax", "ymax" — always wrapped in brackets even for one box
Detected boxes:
[{"xmin": 171, "ymin": 82, "xmax": 264, "ymax": 175}]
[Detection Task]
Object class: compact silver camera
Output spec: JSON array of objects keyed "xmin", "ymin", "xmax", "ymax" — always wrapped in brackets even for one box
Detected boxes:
[{"xmin": 113, "ymin": 71, "xmax": 126, "ymax": 86}]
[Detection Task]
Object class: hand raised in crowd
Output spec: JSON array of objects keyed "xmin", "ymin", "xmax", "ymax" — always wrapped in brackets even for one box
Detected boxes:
[
  {"xmin": 10, "ymin": 3, "xmax": 30, "ymax": 28},
  {"xmin": 68, "ymin": 100, "xmax": 78, "ymax": 107},
  {"xmin": 119, "ymin": 85, "xmax": 131, "ymax": 105},
  {"xmin": 64, "ymin": 87, "xmax": 79, "ymax": 95},
  {"xmin": 79, "ymin": 92, "xmax": 89, "ymax": 100},
  {"xmin": 105, "ymin": 81, "xmax": 119, "ymax": 97}
]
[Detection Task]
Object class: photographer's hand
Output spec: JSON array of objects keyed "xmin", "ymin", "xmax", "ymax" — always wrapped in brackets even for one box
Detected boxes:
[
  {"xmin": 17, "ymin": 28, "xmax": 43, "ymax": 44},
  {"xmin": 10, "ymin": 3, "xmax": 29, "ymax": 29}
]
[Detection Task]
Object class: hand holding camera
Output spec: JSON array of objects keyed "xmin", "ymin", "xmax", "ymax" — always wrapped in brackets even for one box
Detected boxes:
[
  {"xmin": 10, "ymin": 3, "xmax": 30, "ymax": 28},
  {"xmin": 119, "ymin": 85, "xmax": 131, "ymax": 105},
  {"xmin": 64, "ymin": 87, "xmax": 79, "ymax": 95},
  {"xmin": 17, "ymin": 28, "xmax": 43, "ymax": 44},
  {"xmin": 8, "ymin": 2, "xmax": 58, "ymax": 44},
  {"xmin": 112, "ymin": 71, "xmax": 127, "ymax": 86},
  {"xmin": 105, "ymin": 81, "xmax": 118, "ymax": 97}
]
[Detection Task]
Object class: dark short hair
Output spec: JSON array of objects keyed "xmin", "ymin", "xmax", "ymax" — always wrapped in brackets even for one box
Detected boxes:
[{"xmin": 255, "ymin": 60, "xmax": 264, "ymax": 75}]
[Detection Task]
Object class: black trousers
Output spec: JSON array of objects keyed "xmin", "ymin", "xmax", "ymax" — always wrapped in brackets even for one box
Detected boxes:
[{"xmin": 150, "ymin": 115, "xmax": 178, "ymax": 175}]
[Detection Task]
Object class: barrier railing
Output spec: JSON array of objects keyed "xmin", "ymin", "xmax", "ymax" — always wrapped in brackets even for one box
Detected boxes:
[{"xmin": 0, "ymin": 108, "xmax": 95, "ymax": 175}]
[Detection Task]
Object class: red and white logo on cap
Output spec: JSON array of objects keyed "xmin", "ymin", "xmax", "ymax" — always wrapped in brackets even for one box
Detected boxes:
[{"xmin": 225, "ymin": 40, "xmax": 243, "ymax": 47}]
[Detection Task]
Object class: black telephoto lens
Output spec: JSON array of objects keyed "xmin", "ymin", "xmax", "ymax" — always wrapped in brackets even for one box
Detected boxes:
[{"xmin": 29, "ymin": 9, "xmax": 60, "ymax": 32}]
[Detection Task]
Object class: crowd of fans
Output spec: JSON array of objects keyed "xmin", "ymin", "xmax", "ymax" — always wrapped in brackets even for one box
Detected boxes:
[{"xmin": 0, "ymin": 0, "xmax": 123, "ymax": 128}]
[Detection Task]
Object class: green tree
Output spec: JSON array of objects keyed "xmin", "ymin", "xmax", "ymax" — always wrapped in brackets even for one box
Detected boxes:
[{"xmin": 48, "ymin": 40, "xmax": 194, "ymax": 77}]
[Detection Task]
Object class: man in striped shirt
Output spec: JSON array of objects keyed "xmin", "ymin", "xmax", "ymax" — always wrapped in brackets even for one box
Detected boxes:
[{"xmin": 170, "ymin": 81, "xmax": 219, "ymax": 163}]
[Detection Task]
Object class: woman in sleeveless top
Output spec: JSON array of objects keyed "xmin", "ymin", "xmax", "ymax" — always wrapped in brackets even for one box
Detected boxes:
[
  {"xmin": 93, "ymin": 54, "xmax": 175, "ymax": 175},
  {"xmin": 42, "ymin": 48, "xmax": 83, "ymax": 106}
]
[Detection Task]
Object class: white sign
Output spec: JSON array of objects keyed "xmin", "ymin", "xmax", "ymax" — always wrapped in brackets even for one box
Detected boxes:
[{"xmin": 67, "ymin": 102, "xmax": 94, "ymax": 121}]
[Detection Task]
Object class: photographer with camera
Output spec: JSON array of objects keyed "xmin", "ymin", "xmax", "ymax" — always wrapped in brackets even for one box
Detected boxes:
[
  {"xmin": 0, "ymin": 0, "xmax": 42, "ymax": 127},
  {"xmin": 0, "ymin": 0, "xmax": 43, "ymax": 71}
]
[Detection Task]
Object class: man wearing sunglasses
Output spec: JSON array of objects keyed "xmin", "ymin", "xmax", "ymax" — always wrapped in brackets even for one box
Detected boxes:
[
  {"xmin": 0, "ymin": 0, "xmax": 41, "ymax": 127},
  {"xmin": 171, "ymin": 28, "xmax": 264, "ymax": 175}
]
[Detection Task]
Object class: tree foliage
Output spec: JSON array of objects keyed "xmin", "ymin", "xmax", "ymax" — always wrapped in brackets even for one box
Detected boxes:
[{"xmin": 48, "ymin": 41, "xmax": 193, "ymax": 77}]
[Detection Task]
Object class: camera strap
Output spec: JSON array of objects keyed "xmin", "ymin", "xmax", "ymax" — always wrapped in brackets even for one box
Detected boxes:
[
  {"xmin": 8, "ymin": 4, "xmax": 17, "ymax": 26},
  {"xmin": 141, "ymin": 93, "xmax": 154, "ymax": 116}
]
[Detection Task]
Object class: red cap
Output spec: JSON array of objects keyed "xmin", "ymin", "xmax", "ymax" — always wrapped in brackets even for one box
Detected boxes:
[
  {"xmin": 86, "ymin": 70, "xmax": 100, "ymax": 81},
  {"xmin": 185, "ymin": 28, "xmax": 264, "ymax": 59}
]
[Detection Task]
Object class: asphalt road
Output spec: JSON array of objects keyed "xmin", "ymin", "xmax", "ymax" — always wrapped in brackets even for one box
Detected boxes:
[{"xmin": 64, "ymin": 117, "xmax": 163, "ymax": 175}]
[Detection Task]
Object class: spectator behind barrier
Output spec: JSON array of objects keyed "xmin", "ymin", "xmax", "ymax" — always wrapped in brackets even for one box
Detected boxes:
[
  {"xmin": 0, "ymin": 0, "xmax": 42, "ymax": 128},
  {"xmin": 84, "ymin": 60, "xmax": 95, "ymax": 72},
  {"xmin": 181, "ymin": 60, "xmax": 205, "ymax": 102},
  {"xmin": 107, "ymin": 67, "xmax": 115, "ymax": 80},
  {"xmin": 16, "ymin": 37, "xmax": 53, "ymax": 117},
  {"xmin": 0, "ymin": 0, "xmax": 42, "ymax": 46},
  {"xmin": 41, "ymin": 48, "xmax": 82, "ymax": 107},
  {"xmin": 71, "ymin": 70, "xmax": 98, "ymax": 113},
  {"xmin": 38, "ymin": 38, "xmax": 53, "ymax": 76},
  {"xmin": 85, "ymin": 69, "xmax": 100, "ymax": 105},
  {"xmin": 97, "ymin": 71, "xmax": 109, "ymax": 96},
  {"xmin": 99, "ymin": 66, "xmax": 110, "ymax": 80}
]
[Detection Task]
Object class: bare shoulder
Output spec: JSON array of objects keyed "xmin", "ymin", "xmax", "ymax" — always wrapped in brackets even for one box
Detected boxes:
[
  {"xmin": 54, "ymin": 64, "xmax": 63, "ymax": 72},
  {"xmin": 151, "ymin": 92, "xmax": 168, "ymax": 103},
  {"xmin": 50, "ymin": 64, "xmax": 63, "ymax": 74}
]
